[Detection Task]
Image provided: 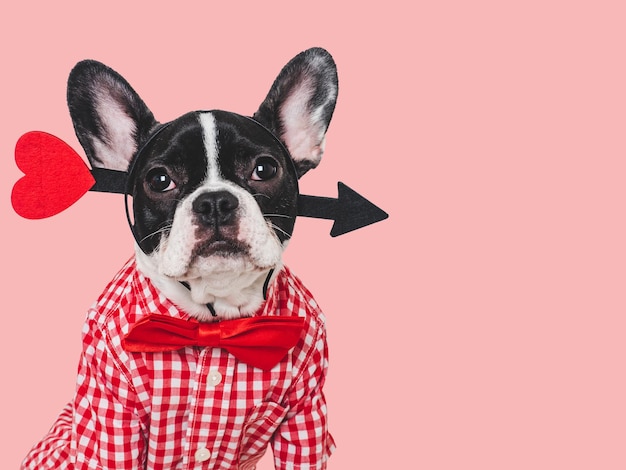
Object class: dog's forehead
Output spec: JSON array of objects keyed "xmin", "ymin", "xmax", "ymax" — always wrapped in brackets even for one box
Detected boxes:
[
  {"xmin": 129, "ymin": 110, "xmax": 298, "ymax": 197},
  {"xmin": 209, "ymin": 110, "xmax": 289, "ymax": 156},
  {"xmin": 131, "ymin": 112, "xmax": 203, "ymax": 166},
  {"xmin": 138, "ymin": 111, "xmax": 289, "ymax": 163}
]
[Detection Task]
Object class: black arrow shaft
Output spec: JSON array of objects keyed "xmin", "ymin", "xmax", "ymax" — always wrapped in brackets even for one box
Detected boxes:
[
  {"xmin": 297, "ymin": 194, "xmax": 338, "ymax": 220},
  {"xmin": 85, "ymin": 172, "xmax": 385, "ymax": 236},
  {"xmin": 89, "ymin": 168, "xmax": 128, "ymax": 194},
  {"xmin": 87, "ymin": 171, "xmax": 342, "ymax": 221}
]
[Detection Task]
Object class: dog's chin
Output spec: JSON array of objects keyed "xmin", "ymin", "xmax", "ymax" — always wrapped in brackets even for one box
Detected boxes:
[
  {"xmin": 135, "ymin": 244, "xmax": 282, "ymax": 321},
  {"xmin": 181, "ymin": 255, "xmax": 271, "ymax": 300}
]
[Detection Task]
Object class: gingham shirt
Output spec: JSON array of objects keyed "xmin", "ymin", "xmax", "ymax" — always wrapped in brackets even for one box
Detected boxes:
[{"xmin": 22, "ymin": 258, "xmax": 334, "ymax": 469}]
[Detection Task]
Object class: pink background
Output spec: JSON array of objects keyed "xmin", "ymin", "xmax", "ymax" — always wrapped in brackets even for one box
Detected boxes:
[{"xmin": 2, "ymin": 1, "xmax": 625, "ymax": 468}]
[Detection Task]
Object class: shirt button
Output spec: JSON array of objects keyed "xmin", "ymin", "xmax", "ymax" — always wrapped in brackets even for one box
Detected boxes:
[
  {"xmin": 195, "ymin": 447, "xmax": 211, "ymax": 462},
  {"xmin": 207, "ymin": 370, "xmax": 222, "ymax": 387}
]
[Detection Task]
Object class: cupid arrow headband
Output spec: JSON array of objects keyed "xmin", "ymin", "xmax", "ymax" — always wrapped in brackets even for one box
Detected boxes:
[{"xmin": 11, "ymin": 129, "xmax": 388, "ymax": 237}]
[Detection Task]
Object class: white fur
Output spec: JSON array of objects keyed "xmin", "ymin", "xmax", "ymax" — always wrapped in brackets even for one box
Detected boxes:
[
  {"xmin": 135, "ymin": 112, "xmax": 284, "ymax": 320},
  {"xmin": 136, "ymin": 249, "xmax": 280, "ymax": 321},
  {"xmin": 199, "ymin": 113, "xmax": 221, "ymax": 182}
]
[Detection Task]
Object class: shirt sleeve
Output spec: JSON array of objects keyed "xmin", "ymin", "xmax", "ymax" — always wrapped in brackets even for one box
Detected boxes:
[
  {"xmin": 70, "ymin": 309, "xmax": 147, "ymax": 469},
  {"xmin": 21, "ymin": 403, "xmax": 73, "ymax": 470},
  {"xmin": 272, "ymin": 323, "xmax": 336, "ymax": 469}
]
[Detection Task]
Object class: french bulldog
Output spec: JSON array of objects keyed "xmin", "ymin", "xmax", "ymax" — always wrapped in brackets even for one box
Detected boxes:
[
  {"xmin": 69, "ymin": 47, "xmax": 337, "ymax": 321},
  {"xmin": 22, "ymin": 48, "xmax": 338, "ymax": 470}
]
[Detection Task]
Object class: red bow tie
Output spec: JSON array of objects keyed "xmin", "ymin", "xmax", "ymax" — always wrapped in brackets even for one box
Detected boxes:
[{"xmin": 122, "ymin": 314, "xmax": 305, "ymax": 371}]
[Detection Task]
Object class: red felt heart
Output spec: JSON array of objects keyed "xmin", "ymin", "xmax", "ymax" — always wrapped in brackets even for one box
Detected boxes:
[{"xmin": 11, "ymin": 131, "xmax": 95, "ymax": 219}]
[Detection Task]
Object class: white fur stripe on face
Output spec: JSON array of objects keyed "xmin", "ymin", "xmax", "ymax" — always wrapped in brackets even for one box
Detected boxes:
[{"xmin": 199, "ymin": 112, "xmax": 220, "ymax": 182}]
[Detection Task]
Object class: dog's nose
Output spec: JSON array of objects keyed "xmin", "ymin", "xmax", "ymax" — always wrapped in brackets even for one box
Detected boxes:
[{"xmin": 192, "ymin": 191, "xmax": 239, "ymax": 226}]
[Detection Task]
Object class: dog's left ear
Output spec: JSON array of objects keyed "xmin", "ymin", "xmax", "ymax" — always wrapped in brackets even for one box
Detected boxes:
[
  {"xmin": 67, "ymin": 60, "xmax": 158, "ymax": 172},
  {"xmin": 253, "ymin": 48, "xmax": 338, "ymax": 178}
]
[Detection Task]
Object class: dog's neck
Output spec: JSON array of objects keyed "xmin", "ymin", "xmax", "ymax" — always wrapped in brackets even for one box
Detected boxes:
[{"xmin": 135, "ymin": 248, "xmax": 278, "ymax": 322}]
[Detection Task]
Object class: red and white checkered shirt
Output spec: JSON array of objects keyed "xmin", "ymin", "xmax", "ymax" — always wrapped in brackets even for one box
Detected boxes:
[{"xmin": 22, "ymin": 258, "xmax": 335, "ymax": 469}]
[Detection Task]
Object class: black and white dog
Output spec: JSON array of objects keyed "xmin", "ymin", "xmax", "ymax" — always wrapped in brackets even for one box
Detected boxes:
[
  {"xmin": 23, "ymin": 48, "xmax": 339, "ymax": 469},
  {"xmin": 69, "ymin": 48, "xmax": 337, "ymax": 321}
]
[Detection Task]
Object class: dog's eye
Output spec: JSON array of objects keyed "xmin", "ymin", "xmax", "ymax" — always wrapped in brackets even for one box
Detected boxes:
[
  {"xmin": 146, "ymin": 168, "xmax": 176, "ymax": 192},
  {"xmin": 251, "ymin": 157, "xmax": 278, "ymax": 181}
]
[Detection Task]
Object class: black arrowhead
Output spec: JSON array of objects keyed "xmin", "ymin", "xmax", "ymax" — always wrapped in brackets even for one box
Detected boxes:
[{"xmin": 297, "ymin": 182, "xmax": 389, "ymax": 237}]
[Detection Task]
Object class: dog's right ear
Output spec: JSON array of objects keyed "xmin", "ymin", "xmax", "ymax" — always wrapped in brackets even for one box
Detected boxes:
[{"xmin": 67, "ymin": 60, "xmax": 158, "ymax": 172}]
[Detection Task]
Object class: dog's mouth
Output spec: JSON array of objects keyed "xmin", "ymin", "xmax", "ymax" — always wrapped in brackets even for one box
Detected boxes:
[{"xmin": 192, "ymin": 235, "xmax": 250, "ymax": 258}]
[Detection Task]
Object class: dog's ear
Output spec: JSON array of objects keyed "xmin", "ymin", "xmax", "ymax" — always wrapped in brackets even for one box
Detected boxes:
[
  {"xmin": 67, "ymin": 60, "xmax": 158, "ymax": 171},
  {"xmin": 253, "ymin": 48, "xmax": 338, "ymax": 178}
]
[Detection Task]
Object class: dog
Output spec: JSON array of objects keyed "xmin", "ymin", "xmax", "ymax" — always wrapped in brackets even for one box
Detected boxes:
[{"xmin": 22, "ymin": 48, "xmax": 338, "ymax": 470}]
